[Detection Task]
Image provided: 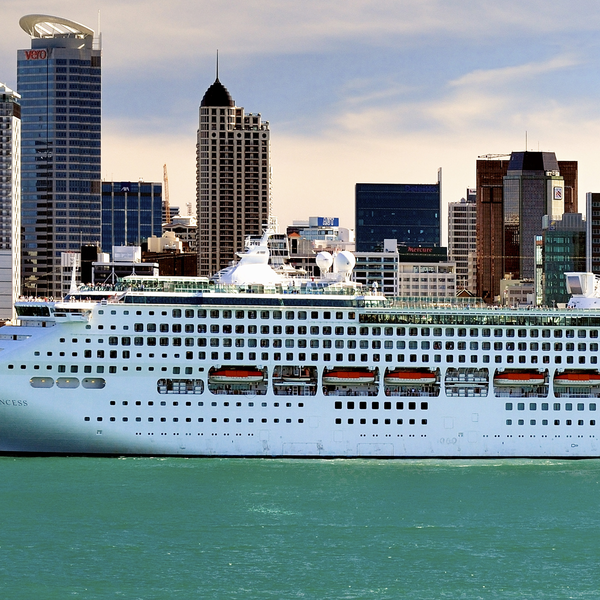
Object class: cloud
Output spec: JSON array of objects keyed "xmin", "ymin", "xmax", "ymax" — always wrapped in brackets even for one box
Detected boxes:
[{"xmin": 450, "ymin": 55, "xmax": 580, "ymax": 89}]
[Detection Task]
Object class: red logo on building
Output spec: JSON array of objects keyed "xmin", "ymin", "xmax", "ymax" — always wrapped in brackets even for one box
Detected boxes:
[
  {"xmin": 25, "ymin": 50, "xmax": 47, "ymax": 60},
  {"xmin": 407, "ymin": 247, "xmax": 433, "ymax": 253}
]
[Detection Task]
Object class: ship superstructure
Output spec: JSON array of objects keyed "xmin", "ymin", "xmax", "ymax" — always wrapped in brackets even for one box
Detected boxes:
[{"xmin": 2, "ymin": 234, "xmax": 600, "ymax": 457}]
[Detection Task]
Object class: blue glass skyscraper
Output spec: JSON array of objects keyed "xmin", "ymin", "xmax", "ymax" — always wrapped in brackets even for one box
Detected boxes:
[
  {"xmin": 355, "ymin": 173, "xmax": 441, "ymax": 252},
  {"xmin": 101, "ymin": 182, "xmax": 163, "ymax": 253},
  {"xmin": 18, "ymin": 15, "xmax": 101, "ymax": 297}
]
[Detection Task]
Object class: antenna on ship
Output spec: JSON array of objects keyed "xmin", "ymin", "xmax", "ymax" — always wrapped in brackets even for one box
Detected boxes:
[{"xmin": 69, "ymin": 254, "xmax": 78, "ymax": 294}]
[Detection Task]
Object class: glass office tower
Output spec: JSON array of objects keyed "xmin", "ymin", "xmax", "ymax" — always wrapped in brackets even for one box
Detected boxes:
[
  {"xmin": 18, "ymin": 15, "xmax": 101, "ymax": 297},
  {"xmin": 101, "ymin": 182, "xmax": 163, "ymax": 253},
  {"xmin": 355, "ymin": 173, "xmax": 441, "ymax": 252}
]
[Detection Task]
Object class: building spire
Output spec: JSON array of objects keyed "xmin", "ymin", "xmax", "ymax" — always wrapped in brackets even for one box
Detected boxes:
[{"xmin": 216, "ymin": 49, "xmax": 219, "ymax": 81}]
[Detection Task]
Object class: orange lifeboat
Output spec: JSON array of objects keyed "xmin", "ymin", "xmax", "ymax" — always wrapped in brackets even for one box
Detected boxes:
[
  {"xmin": 209, "ymin": 369, "xmax": 264, "ymax": 383},
  {"xmin": 384, "ymin": 371, "xmax": 436, "ymax": 385},
  {"xmin": 494, "ymin": 372, "xmax": 545, "ymax": 386},
  {"xmin": 322, "ymin": 369, "xmax": 376, "ymax": 385},
  {"xmin": 554, "ymin": 372, "xmax": 600, "ymax": 386}
]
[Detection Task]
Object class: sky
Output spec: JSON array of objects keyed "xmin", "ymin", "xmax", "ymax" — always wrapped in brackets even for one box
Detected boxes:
[{"xmin": 3, "ymin": 0, "xmax": 600, "ymax": 244}]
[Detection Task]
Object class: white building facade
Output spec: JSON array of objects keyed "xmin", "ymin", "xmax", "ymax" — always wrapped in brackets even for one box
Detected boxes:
[
  {"xmin": 0, "ymin": 83, "xmax": 21, "ymax": 317},
  {"xmin": 448, "ymin": 190, "xmax": 477, "ymax": 294},
  {"xmin": 353, "ymin": 241, "xmax": 456, "ymax": 298}
]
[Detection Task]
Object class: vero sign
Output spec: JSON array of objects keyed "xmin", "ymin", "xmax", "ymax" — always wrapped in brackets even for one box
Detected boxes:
[{"xmin": 24, "ymin": 50, "xmax": 47, "ymax": 60}]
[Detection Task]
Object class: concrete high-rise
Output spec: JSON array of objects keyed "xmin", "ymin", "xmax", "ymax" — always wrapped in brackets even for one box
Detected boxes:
[
  {"xmin": 476, "ymin": 152, "xmax": 577, "ymax": 302},
  {"xmin": 448, "ymin": 189, "xmax": 477, "ymax": 294},
  {"xmin": 18, "ymin": 15, "xmax": 101, "ymax": 298},
  {"xmin": 355, "ymin": 171, "xmax": 441, "ymax": 252},
  {"xmin": 196, "ymin": 76, "xmax": 271, "ymax": 277},
  {"xmin": 0, "ymin": 83, "xmax": 21, "ymax": 318}
]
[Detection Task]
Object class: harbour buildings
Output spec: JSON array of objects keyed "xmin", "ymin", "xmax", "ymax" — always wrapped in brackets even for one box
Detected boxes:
[
  {"xmin": 0, "ymin": 83, "xmax": 21, "ymax": 318},
  {"xmin": 353, "ymin": 242, "xmax": 456, "ymax": 298},
  {"xmin": 196, "ymin": 76, "xmax": 271, "ymax": 277},
  {"xmin": 476, "ymin": 152, "xmax": 578, "ymax": 302},
  {"xmin": 18, "ymin": 15, "xmax": 101, "ymax": 298}
]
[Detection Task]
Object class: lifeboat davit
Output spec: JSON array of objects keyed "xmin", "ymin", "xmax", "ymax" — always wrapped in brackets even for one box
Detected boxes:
[
  {"xmin": 384, "ymin": 371, "xmax": 436, "ymax": 385},
  {"xmin": 494, "ymin": 372, "xmax": 545, "ymax": 386},
  {"xmin": 554, "ymin": 372, "xmax": 600, "ymax": 386},
  {"xmin": 322, "ymin": 370, "xmax": 376, "ymax": 385},
  {"xmin": 209, "ymin": 369, "xmax": 264, "ymax": 383}
]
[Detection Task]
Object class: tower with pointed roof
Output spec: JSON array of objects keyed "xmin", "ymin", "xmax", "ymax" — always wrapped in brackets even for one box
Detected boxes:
[{"xmin": 196, "ymin": 73, "xmax": 271, "ymax": 277}]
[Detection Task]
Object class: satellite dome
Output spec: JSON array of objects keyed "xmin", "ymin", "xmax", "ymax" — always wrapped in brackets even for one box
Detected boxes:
[
  {"xmin": 315, "ymin": 252, "xmax": 333, "ymax": 273},
  {"xmin": 334, "ymin": 251, "xmax": 355, "ymax": 273}
]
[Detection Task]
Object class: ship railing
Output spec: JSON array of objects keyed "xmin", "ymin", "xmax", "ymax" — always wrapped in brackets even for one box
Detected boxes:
[
  {"xmin": 554, "ymin": 391, "xmax": 600, "ymax": 398},
  {"xmin": 323, "ymin": 390, "xmax": 379, "ymax": 397},
  {"xmin": 273, "ymin": 388, "xmax": 316, "ymax": 397},
  {"xmin": 445, "ymin": 389, "xmax": 488, "ymax": 397},
  {"xmin": 209, "ymin": 389, "xmax": 267, "ymax": 396},
  {"xmin": 384, "ymin": 390, "xmax": 440, "ymax": 397},
  {"xmin": 494, "ymin": 390, "xmax": 549, "ymax": 398}
]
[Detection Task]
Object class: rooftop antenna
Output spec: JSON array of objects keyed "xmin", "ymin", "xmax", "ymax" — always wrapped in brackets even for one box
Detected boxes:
[
  {"xmin": 216, "ymin": 49, "xmax": 219, "ymax": 80},
  {"xmin": 525, "ymin": 131, "xmax": 528, "ymax": 151}
]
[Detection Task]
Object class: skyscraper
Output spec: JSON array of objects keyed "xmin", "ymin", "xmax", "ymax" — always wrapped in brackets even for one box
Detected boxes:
[
  {"xmin": 18, "ymin": 14, "xmax": 101, "ymax": 297},
  {"xmin": 586, "ymin": 192, "xmax": 600, "ymax": 274},
  {"xmin": 101, "ymin": 181, "xmax": 162, "ymax": 254},
  {"xmin": 475, "ymin": 158, "xmax": 508, "ymax": 302},
  {"xmin": 0, "ymin": 83, "xmax": 21, "ymax": 318},
  {"xmin": 476, "ymin": 152, "xmax": 577, "ymax": 301},
  {"xmin": 503, "ymin": 152, "xmax": 567, "ymax": 280},
  {"xmin": 355, "ymin": 171, "xmax": 441, "ymax": 253},
  {"xmin": 448, "ymin": 189, "xmax": 477, "ymax": 293},
  {"xmin": 196, "ymin": 75, "xmax": 271, "ymax": 277}
]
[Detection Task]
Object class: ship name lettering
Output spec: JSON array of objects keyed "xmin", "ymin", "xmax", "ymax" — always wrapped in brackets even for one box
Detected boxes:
[{"xmin": 0, "ymin": 399, "xmax": 27, "ymax": 407}]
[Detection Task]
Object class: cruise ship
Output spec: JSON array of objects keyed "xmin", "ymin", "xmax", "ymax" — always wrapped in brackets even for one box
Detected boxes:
[{"xmin": 3, "ymin": 232, "xmax": 600, "ymax": 458}]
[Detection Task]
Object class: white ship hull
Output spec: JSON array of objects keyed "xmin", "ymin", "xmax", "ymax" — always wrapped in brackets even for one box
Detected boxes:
[{"xmin": 3, "ymin": 287, "xmax": 600, "ymax": 458}]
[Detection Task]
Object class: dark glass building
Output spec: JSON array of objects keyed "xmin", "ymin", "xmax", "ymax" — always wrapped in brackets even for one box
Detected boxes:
[
  {"xmin": 538, "ymin": 213, "xmax": 586, "ymax": 306},
  {"xmin": 18, "ymin": 15, "xmax": 101, "ymax": 297},
  {"xmin": 355, "ymin": 176, "xmax": 441, "ymax": 252},
  {"xmin": 101, "ymin": 182, "xmax": 162, "ymax": 254},
  {"xmin": 586, "ymin": 192, "xmax": 600, "ymax": 275},
  {"xmin": 476, "ymin": 153, "xmax": 578, "ymax": 302}
]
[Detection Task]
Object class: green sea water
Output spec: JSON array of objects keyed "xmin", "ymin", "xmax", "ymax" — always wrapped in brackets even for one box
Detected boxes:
[{"xmin": 0, "ymin": 458, "xmax": 599, "ymax": 599}]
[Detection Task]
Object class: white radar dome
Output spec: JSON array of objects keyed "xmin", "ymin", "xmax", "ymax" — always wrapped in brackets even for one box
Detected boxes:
[
  {"xmin": 334, "ymin": 251, "xmax": 356, "ymax": 273},
  {"xmin": 316, "ymin": 252, "xmax": 333, "ymax": 273}
]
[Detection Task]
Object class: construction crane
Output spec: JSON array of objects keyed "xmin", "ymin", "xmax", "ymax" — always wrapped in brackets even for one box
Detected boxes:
[
  {"xmin": 163, "ymin": 163, "xmax": 171, "ymax": 224},
  {"xmin": 477, "ymin": 153, "xmax": 511, "ymax": 160}
]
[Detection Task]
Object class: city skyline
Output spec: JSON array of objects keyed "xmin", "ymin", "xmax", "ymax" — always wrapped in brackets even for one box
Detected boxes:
[{"xmin": 3, "ymin": 2, "xmax": 600, "ymax": 241}]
